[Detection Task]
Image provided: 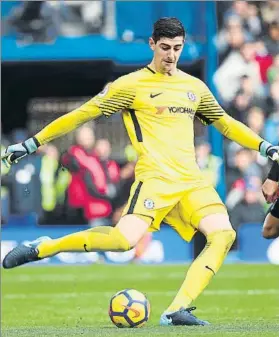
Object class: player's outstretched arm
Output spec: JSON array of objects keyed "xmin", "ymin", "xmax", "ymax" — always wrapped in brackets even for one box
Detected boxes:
[
  {"xmin": 213, "ymin": 114, "xmax": 279, "ymax": 162},
  {"xmin": 2, "ymin": 78, "xmax": 136, "ymax": 167},
  {"xmin": 195, "ymin": 82, "xmax": 279, "ymax": 163},
  {"xmin": 35, "ymin": 101, "xmax": 102, "ymax": 145},
  {"xmin": 1, "ymin": 101, "xmax": 102, "ymax": 167}
]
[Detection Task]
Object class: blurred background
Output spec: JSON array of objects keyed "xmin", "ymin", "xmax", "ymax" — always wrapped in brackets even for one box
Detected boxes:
[{"xmin": 1, "ymin": 0, "xmax": 279, "ymax": 265}]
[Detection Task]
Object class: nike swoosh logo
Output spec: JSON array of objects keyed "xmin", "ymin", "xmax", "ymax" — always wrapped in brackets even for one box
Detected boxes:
[
  {"xmin": 84, "ymin": 244, "xmax": 89, "ymax": 252},
  {"xmin": 123, "ymin": 305, "xmax": 141, "ymax": 318},
  {"xmin": 150, "ymin": 93, "xmax": 163, "ymax": 98},
  {"xmin": 205, "ymin": 265, "xmax": 215, "ymax": 275}
]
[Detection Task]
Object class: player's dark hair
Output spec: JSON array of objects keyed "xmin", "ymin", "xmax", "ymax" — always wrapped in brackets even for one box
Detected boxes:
[{"xmin": 152, "ymin": 17, "xmax": 186, "ymax": 43}]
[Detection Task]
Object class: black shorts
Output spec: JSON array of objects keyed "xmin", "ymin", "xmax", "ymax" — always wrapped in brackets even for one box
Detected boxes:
[{"xmin": 269, "ymin": 199, "xmax": 279, "ymax": 219}]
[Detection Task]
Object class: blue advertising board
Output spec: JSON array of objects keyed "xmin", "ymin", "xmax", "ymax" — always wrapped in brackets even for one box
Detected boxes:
[
  {"xmin": 2, "ymin": 218, "xmax": 277, "ymax": 265},
  {"xmin": 238, "ymin": 223, "xmax": 278, "ymax": 264}
]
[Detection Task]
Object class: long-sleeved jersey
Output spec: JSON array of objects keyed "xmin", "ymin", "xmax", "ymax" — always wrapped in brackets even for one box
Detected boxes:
[{"xmin": 35, "ymin": 65, "xmax": 264, "ymax": 184}]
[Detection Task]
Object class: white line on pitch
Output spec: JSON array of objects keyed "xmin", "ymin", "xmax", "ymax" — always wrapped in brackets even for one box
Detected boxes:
[
  {"xmin": 2, "ymin": 271, "xmax": 279, "ymax": 283},
  {"xmin": 3, "ymin": 289, "xmax": 279, "ymax": 300}
]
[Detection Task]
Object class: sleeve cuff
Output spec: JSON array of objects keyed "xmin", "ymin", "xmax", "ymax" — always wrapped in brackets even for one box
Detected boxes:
[
  {"xmin": 259, "ymin": 141, "xmax": 272, "ymax": 157},
  {"xmin": 24, "ymin": 137, "xmax": 40, "ymax": 153}
]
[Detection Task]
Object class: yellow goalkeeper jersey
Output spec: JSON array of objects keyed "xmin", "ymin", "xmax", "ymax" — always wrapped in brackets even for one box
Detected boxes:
[
  {"xmin": 35, "ymin": 65, "xmax": 263, "ymax": 187},
  {"xmin": 91, "ymin": 66, "xmax": 224, "ymax": 184}
]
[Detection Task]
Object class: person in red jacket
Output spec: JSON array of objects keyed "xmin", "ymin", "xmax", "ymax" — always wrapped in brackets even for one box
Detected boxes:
[
  {"xmin": 62, "ymin": 125, "xmax": 119, "ymax": 226},
  {"xmin": 94, "ymin": 138, "xmax": 120, "ymax": 189}
]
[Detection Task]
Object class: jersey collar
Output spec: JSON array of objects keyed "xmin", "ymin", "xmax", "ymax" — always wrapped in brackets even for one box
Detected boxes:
[{"xmin": 145, "ymin": 64, "xmax": 181, "ymax": 78}]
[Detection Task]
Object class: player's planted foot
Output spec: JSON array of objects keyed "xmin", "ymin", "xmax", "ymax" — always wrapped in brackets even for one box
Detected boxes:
[
  {"xmin": 160, "ymin": 307, "xmax": 210, "ymax": 326},
  {"xmin": 2, "ymin": 236, "xmax": 51, "ymax": 269}
]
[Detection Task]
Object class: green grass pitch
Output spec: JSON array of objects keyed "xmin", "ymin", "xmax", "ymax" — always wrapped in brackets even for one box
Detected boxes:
[{"xmin": 2, "ymin": 264, "xmax": 279, "ymax": 337}]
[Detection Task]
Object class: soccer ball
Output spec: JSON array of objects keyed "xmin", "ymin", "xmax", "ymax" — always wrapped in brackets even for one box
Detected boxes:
[{"xmin": 109, "ymin": 289, "xmax": 150, "ymax": 328}]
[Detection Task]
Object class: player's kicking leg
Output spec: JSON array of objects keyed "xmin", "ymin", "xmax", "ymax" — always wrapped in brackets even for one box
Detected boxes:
[
  {"xmin": 160, "ymin": 213, "xmax": 236, "ymax": 326},
  {"xmin": 262, "ymin": 199, "xmax": 279, "ymax": 239},
  {"xmin": 2, "ymin": 214, "xmax": 151, "ymax": 269}
]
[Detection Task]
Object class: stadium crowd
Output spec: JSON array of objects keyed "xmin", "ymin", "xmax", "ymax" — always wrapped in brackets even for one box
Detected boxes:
[
  {"xmin": 2, "ymin": 1, "xmax": 279, "ymax": 240},
  {"xmin": 2, "ymin": 1, "xmax": 107, "ymax": 44},
  {"xmin": 214, "ymin": 0, "xmax": 279, "ymax": 230},
  {"xmin": 1, "ymin": 126, "xmax": 136, "ymax": 227}
]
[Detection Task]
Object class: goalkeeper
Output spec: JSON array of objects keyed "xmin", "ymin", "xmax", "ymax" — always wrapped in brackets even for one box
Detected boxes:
[{"xmin": 2, "ymin": 17, "xmax": 279, "ymax": 326}]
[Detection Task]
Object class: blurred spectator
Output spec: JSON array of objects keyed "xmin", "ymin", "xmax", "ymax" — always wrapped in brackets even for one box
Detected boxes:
[
  {"xmin": 227, "ymin": 90, "xmax": 252, "ymax": 122},
  {"xmin": 62, "ymin": 125, "xmax": 120, "ymax": 226},
  {"xmin": 267, "ymin": 54, "xmax": 279, "ymax": 84},
  {"xmin": 229, "ymin": 177, "xmax": 265, "ymax": 231},
  {"xmin": 245, "ymin": 3, "xmax": 262, "ymax": 38},
  {"xmin": 80, "ymin": 1, "xmax": 105, "ymax": 34},
  {"xmin": 48, "ymin": 1, "xmax": 105, "ymax": 36},
  {"xmin": 1, "ymin": 135, "xmax": 70, "ymax": 224},
  {"xmin": 4, "ymin": 150, "xmax": 43, "ymax": 217},
  {"xmin": 267, "ymin": 80, "xmax": 279, "ymax": 113},
  {"xmin": 245, "ymin": 106, "xmax": 265, "ymax": 137},
  {"xmin": 223, "ymin": 1, "xmax": 262, "ymax": 37},
  {"xmin": 195, "ymin": 139, "xmax": 222, "ymax": 188},
  {"xmin": 224, "ymin": 1, "xmax": 250, "ymax": 25},
  {"xmin": 39, "ymin": 144, "xmax": 60, "ymax": 213},
  {"xmin": 76, "ymin": 123, "xmax": 96, "ymax": 150},
  {"xmin": 226, "ymin": 148, "xmax": 262, "ymax": 192},
  {"xmin": 214, "ymin": 42, "xmax": 262, "ymax": 103},
  {"xmin": 240, "ymin": 75, "xmax": 257, "ymax": 97},
  {"xmin": 263, "ymin": 21, "xmax": 279, "ymax": 56},
  {"xmin": 38, "ymin": 144, "xmax": 71, "ymax": 224},
  {"xmin": 94, "ymin": 138, "xmax": 120, "ymax": 190},
  {"xmin": 7, "ymin": 1, "xmax": 58, "ymax": 44},
  {"xmin": 260, "ymin": 1, "xmax": 279, "ymax": 26},
  {"xmin": 214, "ymin": 16, "xmax": 252, "ymax": 61},
  {"xmin": 264, "ymin": 112, "xmax": 279, "ymax": 145},
  {"xmin": 227, "ymin": 75, "xmax": 265, "ymax": 122},
  {"xmin": 2, "ymin": 131, "xmax": 43, "ymax": 218},
  {"xmin": 254, "ymin": 40, "xmax": 273, "ymax": 86}
]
